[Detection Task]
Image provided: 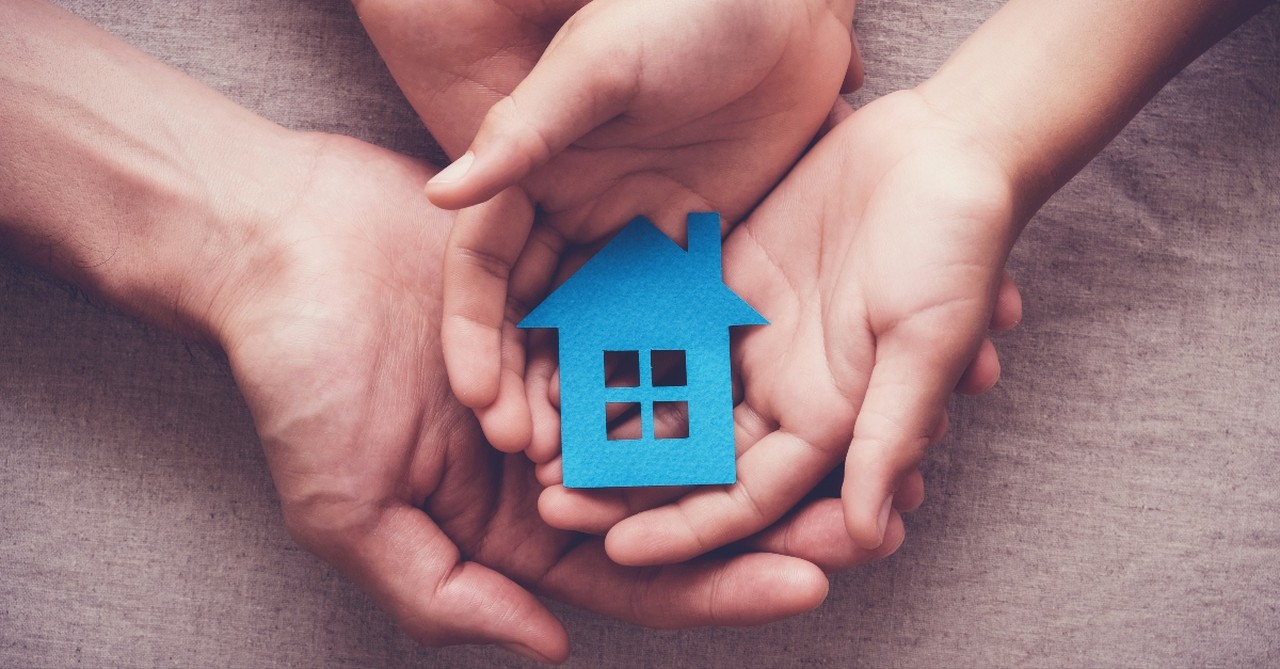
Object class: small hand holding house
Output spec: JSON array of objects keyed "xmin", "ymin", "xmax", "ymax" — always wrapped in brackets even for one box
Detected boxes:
[{"xmin": 518, "ymin": 212, "xmax": 767, "ymax": 488}]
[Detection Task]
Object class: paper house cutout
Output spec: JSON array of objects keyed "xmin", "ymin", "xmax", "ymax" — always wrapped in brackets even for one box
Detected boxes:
[{"xmin": 519, "ymin": 212, "xmax": 767, "ymax": 488}]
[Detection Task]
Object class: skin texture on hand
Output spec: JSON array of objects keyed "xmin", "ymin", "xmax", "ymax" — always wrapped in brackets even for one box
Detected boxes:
[
  {"xmin": 354, "ymin": 0, "xmax": 860, "ymax": 451},
  {"xmin": 531, "ymin": 0, "xmax": 1275, "ymax": 563},
  {"xmin": 206, "ymin": 135, "xmax": 910, "ymax": 660},
  {"xmin": 0, "ymin": 2, "xmax": 900, "ymax": 660},
  {"xmin": 912, "ymin": 0, "xmax": 1276, "ymax": 207},
  {"xmin": 534, "ymin": 93, "xmax": 1024, "ymax": 562}
]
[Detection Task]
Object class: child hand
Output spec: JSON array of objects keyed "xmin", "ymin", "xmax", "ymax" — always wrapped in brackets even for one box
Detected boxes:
[
  {"xmin": 537, "ymin": 91, "xmax": 1025, "ymax": 560},
  {"xmin": 358, "ymin": 0, "xmax": 860, "ymax": 450},
  {"xmin": 535, "ymin": 0, "xmax": 1273, "ymax": 563}
]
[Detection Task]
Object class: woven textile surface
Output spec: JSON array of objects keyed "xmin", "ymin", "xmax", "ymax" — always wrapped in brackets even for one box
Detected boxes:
[{"xmin": 3, "ymin": 1, "xmax": 1279, "ymax": 666}]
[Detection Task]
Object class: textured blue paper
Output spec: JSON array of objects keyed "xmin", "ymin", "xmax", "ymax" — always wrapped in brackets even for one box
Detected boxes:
[{"xmin": 519, "ymin": 212, "xmax": 767, "ymax": 488}]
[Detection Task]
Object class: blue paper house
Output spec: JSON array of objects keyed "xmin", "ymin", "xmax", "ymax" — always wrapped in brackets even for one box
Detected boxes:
[{"xmin": 518, "ymin": 212, "xmax": 766, "ymax": 488}]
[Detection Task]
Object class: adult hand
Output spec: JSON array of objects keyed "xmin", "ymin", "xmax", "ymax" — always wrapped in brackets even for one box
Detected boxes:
[
  {"xmin": 212, "ymin": 135, "xmax": 900, "ymax": 660},
  {"xmin": 0, "ymin": 0, "xmax": 986, "ymax": 659},
  {"xmin": 354, "ymin": 0, "xmax": 860, "ymax": 450},
  {"xmin": 537, "ymin": 92, "xmax": 1024, "ymax": 561}
]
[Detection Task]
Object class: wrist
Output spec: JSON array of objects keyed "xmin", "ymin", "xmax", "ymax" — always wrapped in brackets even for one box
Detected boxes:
[
  {"xmin": 0, "ymin": 1, "xmax": 331, "ymax": 348},
  {"xmin": 73, "ymin": 124, "xmax": 318, "ymax": 347},
  {"xmin": 911, "ymin": 75, "xmax": 1058, "ymax": 223},
  {"xmin": 911, "ymin": 0, "xmax": 1271, "ymax": 222}
]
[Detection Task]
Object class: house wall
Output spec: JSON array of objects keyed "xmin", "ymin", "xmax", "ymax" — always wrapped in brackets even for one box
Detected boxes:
[{"xmin": 556, "ymin": 329, "xmax": 736, "ymax": 488}]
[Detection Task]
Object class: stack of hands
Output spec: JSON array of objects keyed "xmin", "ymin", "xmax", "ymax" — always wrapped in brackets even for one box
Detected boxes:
[{"xmin": 0, "ymin": 0, "xmax": 1268, "ymax": 662}]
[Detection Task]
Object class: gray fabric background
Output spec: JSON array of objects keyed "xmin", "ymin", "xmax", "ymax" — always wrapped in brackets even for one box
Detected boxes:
[{"xmin": 2, "ymin": 0, "xmax": 1279, "ymax": 666}]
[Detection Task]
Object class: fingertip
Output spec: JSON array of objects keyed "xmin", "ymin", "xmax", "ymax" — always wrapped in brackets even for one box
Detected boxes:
[
  {"xmin": 497, "ymin": 604, "xmax": 570, "ymax": 664},
  {"xmin": 535, "ymin": 458, "xmax": 563, "ymax": 486},
  {"xmin": 602, "ymin": 522, "xmax": 655, "ymax": 567},
  {"xmin": 991, "ymin": 270, "xmax": 1023, "ymax": 332},
  {"xmin": 842, "ymin": 423, "xmax": 931, "ymax": 548},
  {"xmin": 956, "ymin": 338, "xmax": 1001, "ymax": 395},
  {"xmin": 424, "ymin": 151, "xmax": 478, "ymax": 210},
  {"xmin": 442, "ymin": 88, "xmax": 570, "ymax": 211},
  {"xmin": 930, "ymin": 408, "xmax": 950, "ymax": 444},
  {"xmin": 499, "ymin": 612, "xmax": 570, "ymax": 664},
  {"xmin": 537, "ymin": 485, "xmax": 586, "ymax": 533},
  {"xmin": 475, "ymin": 371, "xmax": 534, "ymax": 453},
  {"xmin": 877, "ymin": 495, "xmax": 893, "ymax": 542},
  {"xmin": 710, "ymin": 554, "xmax": 830, "ymax": 622},
  {"xmin": 879, "ymin": 510, "xmax": 907, "ymax": 558},
  {"xmin": 482, "ymin": 422, "xmax": 531, "ymax": 454},
  {"xmin": 539, "ymin": 486, "xmax": 631, "ymax": 535},
  {"xmin": 782, "ymin": 558, "xmax": 831, "ymax": 611},
  {"xmin": 844, "ymin": 350, "xmax": 950, "ymax": 543},
  {"xmin": 604, "ymin": 510, "xmax": 706, "ymax": 567},
  {"xmin": 537, "ymin": 486, "xmax": 567, "ymax": 526},
  {"xmin": 527, "ymin": 415, "xmax": 562, "ymax": 464},
  {"xmin": 745, "ymin": 497, "xmax": 897, "ymax": 572},
  {"xmin": 525, "ymin": 357, "xmax": 563, "ymax": 464},
  {"xmin": 456, "ymin": 29, "xmax": 638, "ymax": 201},
  {"xmin": 355, "ymin": 506, "xmax": 567, "ymax": 660},
  {"xmin": 440, "ymin": 316, "xmax": 502, "ymax": 411},
  {"xmin": 843, "ymin": 487, "xmax": 894, "ymax": 550},
  {"xmin": 548, "ymin": 368, "xmax": 561, "ymax": 409},
  {"xmin": 892, "ymin": 469, "xmax": 925, "ymax": 512}
]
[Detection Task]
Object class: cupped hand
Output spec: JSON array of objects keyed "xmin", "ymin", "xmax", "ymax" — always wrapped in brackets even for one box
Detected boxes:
[
  {"xmin": 537, "ymin": 91, "xmax": 1025, "ymax": 563},
  {"xmin": 354, "ymin": 0, "xmax": 860, "ymax": 450},
  {"xmin": 208, "ymin": 135, "xmax": 896, "ymax": 661}
]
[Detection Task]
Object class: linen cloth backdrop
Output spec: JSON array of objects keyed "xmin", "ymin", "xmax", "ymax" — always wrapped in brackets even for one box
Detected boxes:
[{"xmin": 2, "ymin": 0, "xmax": 1279, "ymax": 666}]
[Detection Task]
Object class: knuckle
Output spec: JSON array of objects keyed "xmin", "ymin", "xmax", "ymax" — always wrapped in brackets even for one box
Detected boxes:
[
  {"xmin": 854, "ymin": 413, "xmax": 933, "ymax": 463},
  {"xmin": 504, "ymin": 291, "xmax": 536, "ymax": 323},
  {"xmin": 452, "ymin": 243, "xmax": 513, "ymax": 283},
  {"xmin": 280, "ymin": 494, "xmax": 380, "ymax": 556},
  {"xmin": 488, "ymin": 97, "xmax": 557, "ymax": 167},
  {"xmin": 729, "ymin": 483, "xmax": 772, "ymax": 527}
]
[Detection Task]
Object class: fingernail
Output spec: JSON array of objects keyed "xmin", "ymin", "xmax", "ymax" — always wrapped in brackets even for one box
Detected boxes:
[
  {"xmin": 430, "ymin": 151, "xmax": 474, "ymax": 185},
  {"xmin": 500, "ymin": 642, "xmax": 556, "ymax": 664},
  {"xmin": 877, "ymin": 495, "xmax": 893, "ymax": 544}
]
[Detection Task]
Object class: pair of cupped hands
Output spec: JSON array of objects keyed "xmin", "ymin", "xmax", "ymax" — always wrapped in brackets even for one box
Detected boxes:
[{"xmin": 222, "ymin": 0, "xmax": 1023, "ymax": 662}]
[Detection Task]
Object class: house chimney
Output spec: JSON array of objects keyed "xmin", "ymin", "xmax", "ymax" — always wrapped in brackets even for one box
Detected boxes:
[{"xmin": 686, "ymin": 212, "xmax": 724, "ymax": 279}]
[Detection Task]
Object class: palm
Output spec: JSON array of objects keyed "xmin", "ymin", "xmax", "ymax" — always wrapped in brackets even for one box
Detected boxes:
[
  {"xmin": 212, "ymin": 137, "xmax": 875, "ymax": 657},
  {"xmin": 353, "ymin": 0, "xmax": 569, "ymax": 160},
  {"xmin": 361, "ymin": 0, "xmax": 853, "ymax": 234},
  {"xmin": 728, "ymin": 92, "xmax": 1017, "ymax": 542},
  {"xmin": 541, "ymin": 92, "xmax": 1022, "ymax": 563},
  {"xmin": 357, "ymin": 0, "xmax": 857, "ymax": 444}
]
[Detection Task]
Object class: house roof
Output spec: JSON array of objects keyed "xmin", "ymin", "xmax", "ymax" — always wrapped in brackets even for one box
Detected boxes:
[{"xmin": 518, "ymin": 214, "xmax": 767, "ymax": 334}]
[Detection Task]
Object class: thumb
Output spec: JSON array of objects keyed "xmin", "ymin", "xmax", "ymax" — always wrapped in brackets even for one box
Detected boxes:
[
  {"xmin": 425, "ymin": 24, "xmax": 636, "ymax": 210},
  {"xmin": 841, "ymin": 322, "xmax": 982, "ymax": 549},
  {"xmin": 317, "ymin": 504, "xmax": 569, "ymax": 662}
]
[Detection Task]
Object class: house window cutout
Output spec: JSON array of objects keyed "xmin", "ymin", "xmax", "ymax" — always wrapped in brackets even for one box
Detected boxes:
[
  {"xmin": 605, "ymin": 403, "xmax": 642, "ymax": 440},
  {"xmin": 604, "ymin": 350, "xmax": 641, "ymax": 387},
  {"xmin": 516, "ymin": 212, "xmax": 768, "ymax": 488},
  {"xmin": 604, "ymin": 350, "xmax": 689, "ymax": 441},
  {"xmin": 654, "ymin": 401, "xmax": 689, "ymax": 440},
  {"xmin": 651, "ymin": 350, "xmax": 687, "ymax": 387}
]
